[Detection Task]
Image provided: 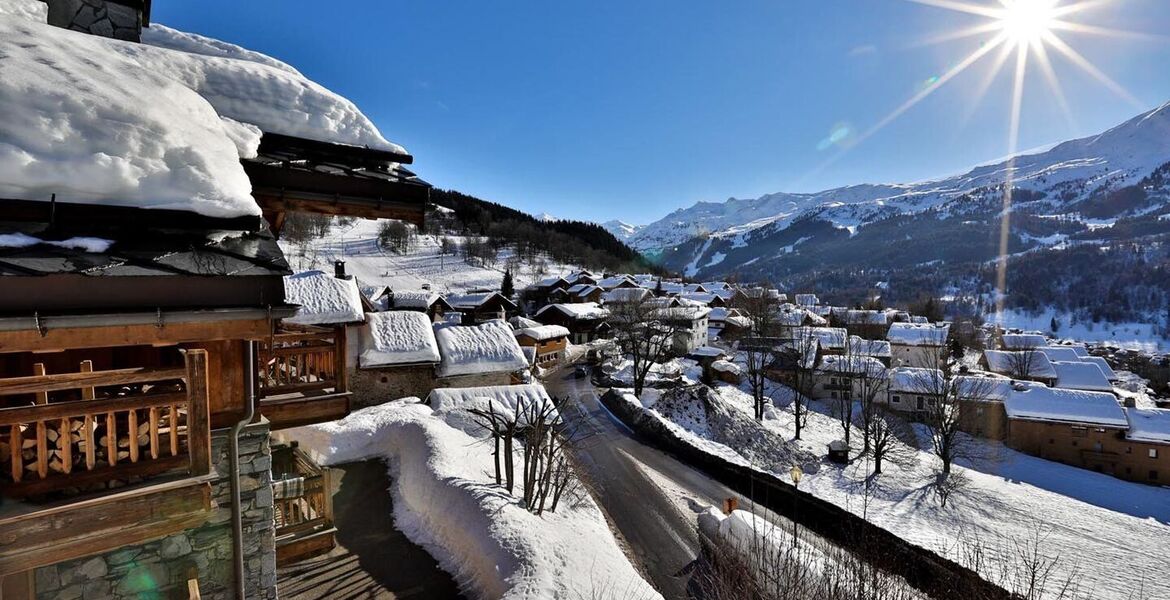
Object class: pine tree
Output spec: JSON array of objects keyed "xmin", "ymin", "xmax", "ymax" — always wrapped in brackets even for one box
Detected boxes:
[
  {"xmin": 501, "ymin": 269, "xmax": 515, "ymax": 299},
  {"xmin": 1050, "ymin": 316, "xmax": 1060, "ymax": 332}
]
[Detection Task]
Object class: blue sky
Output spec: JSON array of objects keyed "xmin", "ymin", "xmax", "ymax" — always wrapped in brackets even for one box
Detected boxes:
[{"xmin": 155, "ymin": 1, "xmax": 1170, "ymax": 224}]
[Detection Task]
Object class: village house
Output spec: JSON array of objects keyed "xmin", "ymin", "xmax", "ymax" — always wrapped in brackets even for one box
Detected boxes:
[
  {"xmin": 775, "ymin": 304, "xmax": 828, "ymax": 339},
  {"xmin": 564, "ymin": 271, "xmax": 599, "ymax": 287},
  {"xmin": 385, "ymin": 289, "xmax": 452, "ymax": 322},
  {"xmin": 849, "ymin": 336, "xmax": 893, "ymax": 367},
  {"xmin": 707, "ymin": 307, "xmax": 752, "ymax": 342},
  {"xmin": 794, "ymin": 327, "xmax": 849, "ymax": 355},
  {"xmin": 349, "ymin": 311, "xmax": 442, "ymax": 406},
  {"xmin": 434, "ymin": 320, "xmax": 530, "ymax": 387},
  {"xmin": 565, "ymin": 283, "xmax": 604, "ymax": 304},
  {"xmin": 794, "ymin": 293, "xmax": 820, "ymax": 307},
  {"xmin": 535, "ymin": 303, "xmax": 612, "ymax": 344},
  {"xmin": 999, "ymin": 332, "xmax": 1047, "ymax": 351},
  {"xmin": 601, "ymin": 287, "xmax": 653, "ymax": 306},
  {"xmin": 652, "ymin": 306, "xmax": 712, "ymax": 356},
  {"xmin": 837, "ymin": 310, "xmax": 890, "ymax": 340},
  {"xmin": 513, "ymin": 325, "xmax": 571, "ymax": 368},
  {"xmin": 886, "ymin": 322, "xmax": 950, "ymax": 368},
  {"xmin": 446, "ymin": 291, "xmax": 518, "ymax": 325},
  {"xmin": 884, "ymin": 368, "xmax": 945, "ymax": 420},
  {"xmin": 597, "ymin": 275, "xmax": 638, "ymax": 291},
  {"xmin": 955, "ymin": 375, "xmax": 1015, "ymax": 440},
  {"xmin": 981, "ymin": 350, "xmax": 1059, "ymax": 386},
  {"xmin": 811, "ymin": 355, "xmax": 888, "ymax": 401}
]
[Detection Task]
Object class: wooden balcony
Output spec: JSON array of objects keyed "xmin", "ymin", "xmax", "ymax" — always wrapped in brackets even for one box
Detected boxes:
[
  {"xmin": 273, "ymin": 443, "xmax": 335, "ymax": 565},
  {"xmin": 257, "ymin": 325, "xmax": 351, "ymax": 429},
  {"xmin": 0, "ymin": 350, "xmax": 214, "ymax": 575}
]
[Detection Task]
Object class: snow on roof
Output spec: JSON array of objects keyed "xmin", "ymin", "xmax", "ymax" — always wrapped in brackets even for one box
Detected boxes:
[
  {"xmin": 849, "ymin": 336, "xmax": 891, "ymax": 358},
  {"xmin": 844, "ymin": 310, "xmax": 888, "ymax": 325},
  {"xmin": 1003, "ymin": 383, "xmax": 1127, "ymax": 427},
  {"xmin": 887, "ymin": 322, "xmax": 950, "ymax": 346},
  {"xmin": 712, "ymin": 360, "xmax": 742, "ymax": 375},
  {"xmin": 597, "ymin": 275, "xmax": 634, "ymax": 289},
  {"xmin": 1079, "ymin": 356, "xmax": 1118, "ymax": 381},
  {"xmin": 434, "ymin": 320, "xmax": 529, "ymax": 377},
  {"xmin": 983, "ymin": 350, "xmax": 1058, "ymax": 380},
  {"xmin": 602, "ymin": 288, "xmax": 651, "ymax": 304},
  {"xmin": 651, "ymin": 306, "xmax": 711, "ymax": 321},
  {"xmin": 514, "ymin": 325, "xmax": 570, "ymax": 342},
  {"xmin": 795, "ymin": 327, "xmax": 847, "ymax": 349},
  {"xmin": 954, "ymin": 375, "xmax": 1015, "ymax": 402},
  {"xmin": 509, "ymin": 316, "xmax": 542, "ymax": 329},
  {"xmin": 1124, "ymin": 408, "xmax": 1170, "ymax": 444},
  {"xmin": 533, "ymin": 276, "xmax": 567, "ymax": 288},
  {"xmin": 888, "ymin": 367, "xmax": 943, "ymax": 394},
  {"xmin": 426, "ymin": 383, "xmax": 553, "ymax": 423},
  {"xmin": 392, "ymin": 290, "xmax": 440, "ymax": 309},
  {"xmin": 1001, "ymin": 333, "xmax": 1047, "ymax": 350},
  {"xmin": 794, "ymin": 294, "xmax": 819, "ymax": 306},
  {"xmin": 284, "ymin": 271, "xmax": 365, "ymax": 325},
  {"xmin": 689, "ymin": 346, "xmax": 727, "ymax": 358},
  {"xmin": 1052, "ymin": 361, "xmax": 1113, "ymax": 393},
  {"xmin": 818, "ymin": 355, "xmax": 887, "ymax": 377},
  {"xmin": 0, "ymin": 17, "xmax": 259, "ymax": 217},
  {"xmin": 1038, "ymin": 346, "xmax": 1083, "ymax": 362},
  {"xmin": 360, "ymin": 311, "xmax": 441, "ymax": 367},
  {"xmin": 1068, "ymin": 345, "xmax": 1090, "ymax": 358},
  {"xmin": 536, "ymin": 302, "xmax": 611, "ymax": 321},
  {"xmin": 141, "ymin": 23, "xmax": 302, "ymax": 76},
  {"xmin": 679, "ymin": 292, "xmax": 718, "ymax": 305},
  {"xmin": 447, "ymin": 292, "xmax": 505, "ymax": 310}
]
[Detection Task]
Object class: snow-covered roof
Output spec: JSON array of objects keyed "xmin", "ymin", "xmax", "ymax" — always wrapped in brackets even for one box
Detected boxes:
[
  {"xmin": 1001, "ymin": 333, "xmax": 1047, "ymax": 350},
  {"xmin": 679, "ymin": 292, "xmax": 718, "ymax": 305},
  {"xmin": 817, "ymin": 355, "xmax": 887, "ymax": 377},
  {"xmin": 794, "ymin": 294, "xmax": 819, "ymax": 306},
  {"xmin": 983, "ymin": 350, "xmax": 1058, "ymax": 380},
  {"xmin": 689, "ymin": 346, "xmax": 727, "ymax": 358},
  {"xmin": 1003, "ymin": 383, "xmax": 1127, "ymax": 428},
  {"xmin": 509, "ymin": 316, "xmax": 542, "ymax": 330},
  {"xmin": 434, "ymin": 320, "xmax": 529, "ymax": 378},
  {"xmin": 1052, "ymin": 361, "xmax": 1113, "ymax": 393},
  {"xmin": 533, "ymin": 276, "xmax": 568, "ymax": 288},
  {"xmin": 844, "ymin": 310, "xmax": 887, "ymax": 325},
  {"xmin": 712, "ymin": 360, "xmax": 742, "ymax": 375},
  {"xmin": 360, "ymin": 311, "xmax": 441, "ymax": 367},
  {"xmin": 514, "ymin": 325, "xmax": 571, "ymax": 342},
  {"xmin": 849, "ymin": 336, "xmax": 891, "ymax": 358},
  {"xmin": 1079, "ymin": 356, "xmax": 1118, "ymax": 381},
  {"xmin": 391, "ymin": 290, "xmax": 441, "ymax": 309},
  {"xmin": 651, "ymin": 306, "xmax": 711, "ymax": 322},
  {"xmin": 447, "ymin": 292, "xmax": 512, "ymax": 311},
  {"xmin": 888, "ymin": 367, "xmax": 943, "ymax": 394},
  {"xmin": 1124, "ymin": 408, "xmax": 1170, "ymax": 444},
  {"xmin": 1038, "ymin": 346, "xmax": 1083, "ymax": 362},
  {"xmin": 954, "ymin": 375, "xmax": 1015, "ymax": 402},
  {"xmin": 597, "ymin": 275, "xmax": 635, "ymax": 290},
  {"xmin": 602, "ymin": 288, "xmax": 652, "ymax": 304},
  {"xmin": 777, "ymin": 305, "xmax": 825, "ymax": 327},
  {"xmin": 536, "ymin": 303, "xmax": 611, "ymax": 321},
  {"xmin": 284, "ymin": 271, "xmax": 365, "ymax": 325},
  {"xmin": 426, "ymin": 383, "xmax": 553, "ymax": 421},
  {"xmin": 887, "ymin": 322, "xmax": 950, "ymax": 346},
  {"xmin": 795, "ymin": 327, "xmax": 847, "ymax": 350}
]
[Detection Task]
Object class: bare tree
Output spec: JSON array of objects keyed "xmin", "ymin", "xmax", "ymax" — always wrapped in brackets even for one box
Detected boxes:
[
  {"xmin": 736, "ymin": 287, "xmax": 784, "ymax": 421},
  {"xmin": 778, "ymin": 332, "xmax": 819, "ymax": 441},
  {"xmin": 609, "ymin": 297, "xmax": 684, "ymax": 398},
  {"xmin": 829, "ymin": 339, "xmax": 865, "ymax": 447},
  {"xmin": 866, "ymin": 405, "xmax": 918, "ymax": 476},
  {"xmin": 468, "ymin": 401, "xmax": 520, "ymax": 492},
  {"xmin": 1001, "ymin": 347, "xmax": 1045, "ymax": 381}
]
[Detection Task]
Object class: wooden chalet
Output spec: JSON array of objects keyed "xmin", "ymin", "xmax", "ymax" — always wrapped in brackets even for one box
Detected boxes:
[{"xmin": 446, "ymin": 292, "xmax": 518, "ymax": 325}]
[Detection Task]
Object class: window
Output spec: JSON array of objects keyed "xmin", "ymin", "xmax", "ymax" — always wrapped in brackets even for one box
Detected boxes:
[
  {"xmin": 891, "ymin": 395, "xmax": 901, "ymax": 404},
  {"xmin": 1150, "ymin": 448, "xmax": 1159, "ymax": 459}
]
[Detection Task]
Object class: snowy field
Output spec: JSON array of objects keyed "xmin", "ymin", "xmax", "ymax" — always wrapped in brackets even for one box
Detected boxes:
[
  {"xmin": 990, "ymin": 308, "xmax": 1169, "ymax": 352},
  {"xmin": 618, "ymin": 366, "xmax": 1170, "ymax": 600},
  {"xmin": 284, "ymin": 398, "xmax": 661, "ymax": 600},
  {"xmin": 280, "ymin": 218, "xmax": 581, "ymax": 295}
]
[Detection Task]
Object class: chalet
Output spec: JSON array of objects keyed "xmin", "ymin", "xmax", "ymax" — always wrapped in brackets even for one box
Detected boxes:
[
  {"xmin": 810, "ymin": 356, "xmax": 887, "ymax": 401},
  {"xmin": 776, "ymin": 305, "xmax": 827, "ymax": 338},
  {"xmin": 682, "ymin": 283, "xmax": 709, "ymax": 294},
  {"xmin": 386, "ymin": 289, "xmax": 452, "ymax": 322},
  {"xmin": 1123, "ymin": 409, "xmax": 1170, "ymax": 484},
  {"xmin": 708, "ymin": 307, "xmax": 752, "ymax": 341},
  {"xmin": 566, "ymin": 283, "xmax": 604, "ymax": 304},
  {"xmin": 886, "ymin": 322, "xmax": 950, "ymax": 368},
  {"xmin": 841, "ymin": 310, "xmax": 889, "ymax": 340},
  {"xmin": 794, "ymin": 327, "xmax": 849, "ymax": 355},
  {"xmin": 447, "ymin": 291, "xmax": 518, "ymax": 325},
  {"xmin": 679, "ymin": 292, "xmax": 727, "ymax": 307},
  {"xmin": 981, "ymin": 350, "xmax": 1059, "ymax": 386},
  {"xmin": 597, "ymin": 275, "xmax": 639, "ymax": 291},
  {"xmin": 731, "ymin": 287, "xmax": 783, "ymax": 306},
  {"xmin": 350, "ymin": 311, "xmax": 442, "ymax": 405},
  {"xmin": 535, "ymin": 303, "xmax": 612, "ymax": 344},
  {"xmin": 0, "ymin": 4, "xmax": 433, "ymax": 596},
  {"xmin": 884, "ymin": 368, "xmax": 945, "ymax": 420},
  {"xmin": 564, "ymin": 271, "xmax": 599, "ymax": 287},
  {"xmin": 602, "ymin": 287, "xmax": 653, "ymax": 306},
  {"xmin": 652, "ymin": 306, "xmax": 711, "ymax": 355},
  {"xmin": 434, "ymin": 320, "xmax": 530, "ymax": 387},
  {"xmin": 849, "ymin": 336, "xmax": 892, "ymax": 366},
  {"xmin": 514, "ymin": 325, "xmax": 571, "ymax": 368},
  {"xmin": 999, "ymin": 333, "xmax": 1047, "ymax": 351}
]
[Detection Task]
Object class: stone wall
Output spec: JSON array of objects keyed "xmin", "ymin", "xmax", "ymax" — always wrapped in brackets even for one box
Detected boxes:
[
  {"xmin": 35, "ymin": 422, "xmax": 278, "ymax": 600},
  {"xmin": 349, "ymin": 365, "xmax": 438, "ymax": 407},
  {"xmin": 45, "ymin": 0, "xmax": 142, "ymax": 42}
]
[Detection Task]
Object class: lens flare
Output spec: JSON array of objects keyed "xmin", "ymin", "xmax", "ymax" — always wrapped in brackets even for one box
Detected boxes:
[{"xmin": 998, "ymin": 0, "xmax": 1059, "ymax": 45}]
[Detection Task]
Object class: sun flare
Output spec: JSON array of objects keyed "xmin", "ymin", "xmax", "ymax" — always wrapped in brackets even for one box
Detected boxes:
[{"xmin": 997, "ymin": 0, "xmax": 1058, "ymax": 46}]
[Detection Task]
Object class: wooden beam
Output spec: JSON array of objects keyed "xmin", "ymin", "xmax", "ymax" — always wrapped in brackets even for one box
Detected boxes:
[
  {"xmin": 184, "ymin": 350, "xmax": 212, "ymax": 477},
  {"xmin": 253, "ymin": 194, "xmax": 425, "ymax": 227},
  {"xmin": 0, "ymin": 318, "xmax": 272, "ymax": 354},
  {"xmin": 0, "ymin": 478, "xmax": 212, "ymax": 576},
  {"xmin": 261, "ymin": 394, "xmax": 350, "ymax": 431},
  {"xmin": 0, "ymin": 367, "xmax": 186, "ymax": 397}
]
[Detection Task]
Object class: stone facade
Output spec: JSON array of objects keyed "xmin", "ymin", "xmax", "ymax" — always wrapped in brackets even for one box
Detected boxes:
[
  {"xmin": 349, "ymin": 364, "xmax": 438, "ymax": 407},
  {"xmin": 35, "ymin": 422, "xmax": 278, "ymax": 600},
  {"xmin": 45, "ymin": 0, "xmax": 143, "ymax": 42}
]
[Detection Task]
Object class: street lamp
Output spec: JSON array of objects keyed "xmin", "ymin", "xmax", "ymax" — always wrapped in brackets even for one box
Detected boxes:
[{"xmin": 789, "ymin": 465, "xmax": 803, "ymax": 548}]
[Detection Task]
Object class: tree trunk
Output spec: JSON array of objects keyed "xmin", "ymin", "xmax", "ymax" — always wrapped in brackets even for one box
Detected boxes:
[{"xmin": 504, "ymin": 435, "xmax": 515, "ymax": 493}]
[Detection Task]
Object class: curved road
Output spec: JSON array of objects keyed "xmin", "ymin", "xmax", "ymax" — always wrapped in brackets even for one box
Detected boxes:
[{"xmin": 546, "ymin": 369, "xmax": 806, "ymax": 599}]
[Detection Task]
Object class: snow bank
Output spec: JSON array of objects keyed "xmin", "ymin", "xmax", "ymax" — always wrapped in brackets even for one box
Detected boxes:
[
  {"xmin": 0, "ymin": 0, "xmax": 45, "ymax": 21},
  {"xmin": 283, "ymin": 271, "xmax": 365, "ymax": 325},
  {"xmin": 435, "ymin": 320, "xmax": 529, "ymax": 377},
  {"xmin": 0, "ymin": 17, "xmax": 259, "ymax": 217},
  {"xmin": 288, "ymin": 400, "xmax": 661, "ymax": 600},
  {"xmin": 513, "ymin": 325, "xmax": 570, "ymax": 342},
  {"xmin": 360, "ymin": 311, "xmax": 441, "ymax": 367}
]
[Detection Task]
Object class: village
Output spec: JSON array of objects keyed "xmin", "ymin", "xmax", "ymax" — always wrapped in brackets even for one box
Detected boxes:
[{"xmin": 1, "ymin": 1, "xmax": 1169, "ymax": 600}]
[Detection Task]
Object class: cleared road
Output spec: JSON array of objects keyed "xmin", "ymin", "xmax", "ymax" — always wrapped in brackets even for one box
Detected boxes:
[{"xmin": 546, "ymin": 370, "xmax": 803, "ymax": 599}]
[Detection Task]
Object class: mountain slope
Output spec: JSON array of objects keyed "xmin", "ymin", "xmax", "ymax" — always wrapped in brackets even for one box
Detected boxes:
[{"xmin": 632, "ymin": 101, "xmax": 1170, "ymax": 260}]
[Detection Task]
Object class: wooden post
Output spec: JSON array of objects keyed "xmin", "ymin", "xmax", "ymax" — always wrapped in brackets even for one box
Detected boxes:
[
  {"xmin": 322, "ymin": 467, "xmax": 335, "ymax": 527},
  {"xmin": 33, "ymin": 364, "xmax": 48, "ymax": 479},
  {"xmin": 81, "ymin": 361, "xmax": 95, "ymax": 470},
  {"xmin": 334, "ymin": 327, "xmax": 348, "ymax": 394},
  {"xmin": 184, "ymin": 349, "xmax": 212, "ymax": 476}
]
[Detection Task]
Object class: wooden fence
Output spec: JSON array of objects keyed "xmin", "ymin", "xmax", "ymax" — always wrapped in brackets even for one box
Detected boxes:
[{"xmin": 257, "ymin": 325, "xmax": 347, "ymax": 399}]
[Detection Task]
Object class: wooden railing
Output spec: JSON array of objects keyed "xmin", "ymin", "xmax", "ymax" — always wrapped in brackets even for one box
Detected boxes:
[
  {"xmin": 273, "ymin": 446, "xmax": 332, "ymax": 539},
  {"xmin": 0, "ymin": 350, "xmax": 211, "ymax": 499},
  {"xmin": 257, "ymin": 325, "xmax": 347, "ymax": 399}
]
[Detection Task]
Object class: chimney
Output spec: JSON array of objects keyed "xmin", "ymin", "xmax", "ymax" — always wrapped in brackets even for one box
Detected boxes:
[
  {"xmin": 45, "ymin": 0, "xmax": 149, "ymax": 42},
  {"xmin": 334, "ymin": 260, "xmax": 350, "ymax": 280}
]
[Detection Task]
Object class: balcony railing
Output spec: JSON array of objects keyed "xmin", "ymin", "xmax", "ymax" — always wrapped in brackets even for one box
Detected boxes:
[
  {"xmin": 0, "ymin": 350, "xmax": 211, "ymax": 500},
  {"xmin": 257, "ymin": 325, "xmax": 350, "ymax": 429},
  {"xmin": 273, "ymin": 443, "xmax": 335, "ymax": 564}
]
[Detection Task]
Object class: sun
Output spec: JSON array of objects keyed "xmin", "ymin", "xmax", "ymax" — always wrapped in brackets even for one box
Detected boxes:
[{"xmin": 997, "ymin": 0, "xmax": 1059, "ymax": 46}]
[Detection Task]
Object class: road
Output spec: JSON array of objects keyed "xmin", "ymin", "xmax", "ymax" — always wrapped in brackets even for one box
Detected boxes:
[{"xmin": 546, "ymin": 369, "xmax": 801, "ymax": 599}]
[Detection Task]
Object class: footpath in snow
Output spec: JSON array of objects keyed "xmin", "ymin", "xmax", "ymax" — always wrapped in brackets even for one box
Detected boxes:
[{"xmin": 285, "ymin": 398, "xmax": 661, "ymax": 600}]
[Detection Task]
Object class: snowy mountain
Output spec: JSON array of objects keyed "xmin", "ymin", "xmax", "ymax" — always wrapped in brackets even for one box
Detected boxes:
[
  {"xmin": 631, "ymin": 101, "xmax": 1170, "ymax": 260},
  {"xmin": 600, "ymin": 219, "xmax": 643, "ymax": 242},
  {"xmin": 537, "ymin": 212, "xmax": 558, "ymax": 222}
]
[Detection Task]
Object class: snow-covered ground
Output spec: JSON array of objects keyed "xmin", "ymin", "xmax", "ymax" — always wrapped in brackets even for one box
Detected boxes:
[
  {"xmin": 280, "ymin": 218, "xmax": 582, "ymax": 295},
  {"xmin": 285, "ymin": 398, "xmax": 661, "ymax": 600},
  {"xmin": 990, "ymin": 307, "xmax": 1169, "ymax": 352},
  {"xmin": 617, "ymin": 364, "xmax": 1170, "ymax": 600}
]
